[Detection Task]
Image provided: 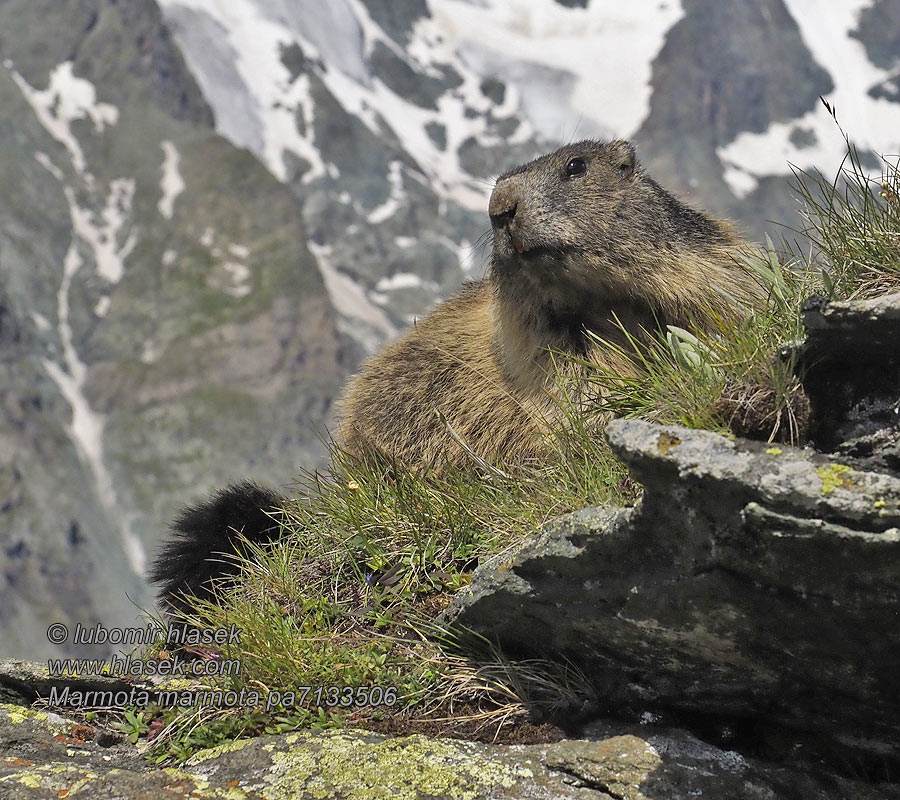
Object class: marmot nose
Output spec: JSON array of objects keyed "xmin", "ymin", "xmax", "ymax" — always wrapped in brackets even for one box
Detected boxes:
[{"xmin": 489, "ymin": 182, "xmax": 518, "ymax": 229}]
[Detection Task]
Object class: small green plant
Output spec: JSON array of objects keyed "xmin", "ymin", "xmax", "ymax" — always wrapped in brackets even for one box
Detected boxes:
[{"xmin": 112, "ymin": 708, "xmax": 150, "ymax": 744}]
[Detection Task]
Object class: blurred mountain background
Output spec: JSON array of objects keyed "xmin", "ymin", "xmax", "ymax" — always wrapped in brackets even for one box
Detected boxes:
[{"xmin": 1, "ymin": 0, "xmax": 898, "ymax": 657}]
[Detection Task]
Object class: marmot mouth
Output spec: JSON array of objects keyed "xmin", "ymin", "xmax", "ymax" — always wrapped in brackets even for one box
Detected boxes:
[
  {"xmin": 515, "ymin": 244, "xmax": 569, "ymax": 260},
  {"xmin": 494, "ymin": 233, "xmax": 572, "ymax": 266}
]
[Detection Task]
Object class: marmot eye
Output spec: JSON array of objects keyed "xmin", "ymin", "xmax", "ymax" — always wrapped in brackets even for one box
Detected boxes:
[{"xmin": 565, "ymin": 157, "xmax": 587, "ymax": 178}]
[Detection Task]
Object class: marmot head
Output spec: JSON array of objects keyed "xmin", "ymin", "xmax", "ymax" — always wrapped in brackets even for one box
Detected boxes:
[
  {"xmin": 488, "ymin": 139, "xmax": 753, "ymax": 328},
  {"xmin": 488, "ymin": 140, "xmax": 642, "ymax": 298}
]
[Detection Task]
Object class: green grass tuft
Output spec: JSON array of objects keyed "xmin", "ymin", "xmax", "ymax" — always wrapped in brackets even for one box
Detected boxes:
[
  {"xmin": 567, "ymin": 239, "xmax": 818, "ymax": 443},
  {"xmin": 790, "ymin": 129, "xmax": 900, "ymax": 299}
]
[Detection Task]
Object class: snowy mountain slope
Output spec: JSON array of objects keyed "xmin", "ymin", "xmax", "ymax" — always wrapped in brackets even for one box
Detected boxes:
[
  {"xmin": 158, "ymin": 0, "xmax": 900, "ymax": 351},
  {"xmin": 720, "ymin": 0, "xmax": 900, "ymax": 197},
  {"xmin": 0, "ymin": 0, "xmax": 346, "ymax": 658}
]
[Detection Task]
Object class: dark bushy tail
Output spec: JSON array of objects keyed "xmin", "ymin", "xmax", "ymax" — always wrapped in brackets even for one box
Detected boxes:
[{"xmin": 150, "ymin": 481, "xmax": 287, "ymax": 614}]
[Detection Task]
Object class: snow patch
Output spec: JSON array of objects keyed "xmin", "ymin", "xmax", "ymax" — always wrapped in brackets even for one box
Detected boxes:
[
  {"xmin": 199, "ymin": 230, "xmax": 254, "ymax": 298},
  {"xmin": 376, "ymin": 272, "xmax": 427, "ymax": 291},
  {"xmin": 458, "ymin": 238, "xmax": 478, "ymax": 273},
  {"xmin": 141, "ymin": 339, "xmax": 160, "ymax": 364},
  {"xmin": 420, "ymin": 0, "xmax": 683, "ymax": 139},
  {"xmin": 34, "ymin": 152, "xmax": 64, "ymax": 181},
  {"xmin": 94, "ymin": 296, "xmax": 111, "ymax": 317},
  {"xmin": 66, "ymin": 180, "xmax": 137, "ymax": 284},
  {"xmin": 718, "ymin": 0, "xmax": 900, "ymax": 188},
  {"xmin": 436, "ymin": 234, "xmax": 483, "ymax": 275},
  {"xmin": 158, "ymin": 140, "xmax": 186, "ymax": 219},
  {"xmin": 309, "ymin": 241, "xmax": 396, "ymax": 348},
  {"xmin": 31, "ymin": 312, "xmax": 51, "ymax": 332},
  {"xmin": 221, "ymin": 261, "xmax": 253, "ymax": 297},
  {"xmin": 42, "ymin": 237, "xmax": 146, "ymax": 576},
  {"xmin": 11, "ymin": 61, "xmax": 118, "ymax": 178},
  {"xmin": 162, "ymin": 249, "xmax": 178, "ymax": 267},
  {"xmin": 367, "ymin": 161, "xmax": 407, "ymax": 224},
  {"xmin": 721, "ymin": 166, "xmax": 759, "ymax": 200}
]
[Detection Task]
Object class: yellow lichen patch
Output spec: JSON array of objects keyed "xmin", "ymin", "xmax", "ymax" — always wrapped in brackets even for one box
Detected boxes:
[
  {"xmin": 657, "ymin": 434, "xmax": 682, "ymax": 454},
  {"xmin": 1, "ymin": 704, "xmax": 37, "ymax": 725},
  {"xmin": 1, "ymin": 772, "xmax": 41, "ymax": 790},
  {"xmin": 0, "ymin": 704, "xmax": 70, "ymax": 736},
  {"xmin": 765, "ymin": 447, "xmax": 782, "ymax": 456},
  {"xmin": 243, "ymin": 730, "xmax": 532, "ymax": 800},
  {"xmin": 875, "ymin": 499, "xmax": 887, "ymax": 509},
  {"xmin": 816, "ymin": 463, "xmax": 854, "ymax": 496},
  {"xmin": 0, "ymin": 764, "xmax": 99, "ymax": 795},
  {"xmin": 185, "ymin": 737, "xmax": 254, "ymax": 765}
]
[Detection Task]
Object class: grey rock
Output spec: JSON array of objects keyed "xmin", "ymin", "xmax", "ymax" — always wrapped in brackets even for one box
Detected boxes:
[
  {"xmin": 447, "ymin": 419, "xmax": 900, "ymax": 770},
  {"xmin": 1, "ymin": 655, "xmax": 897, "ymax": 799},
  {"xmin": 368, "ymin": 41, "xmax": 462, "ymax": 111},
  {"xmin": 635, "ymin": 0, "xmax": 834, "ymax": 242},
  {"xmin": 357, "ymin": 0, "xmax": 430, "ymax": 46},
  {"xmin": 799, "ymin": 292, "xmax": 900, "ymax": 460},
  {"xmin": 851, "ymin": 0, "xmax": 900, "ymax": 72}
]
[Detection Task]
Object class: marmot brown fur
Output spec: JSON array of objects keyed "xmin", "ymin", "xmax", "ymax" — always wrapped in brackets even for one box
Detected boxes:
[
  {"xmin": 152, "ymin": 139, "xmax": 763, "ymax": 610},
  {"xmin": 338, "ymin": 139, "xmax": 762, "ymax": 468}
]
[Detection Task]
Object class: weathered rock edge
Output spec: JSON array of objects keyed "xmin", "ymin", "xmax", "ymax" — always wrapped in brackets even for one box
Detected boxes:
[
  {"xmin": 2, "ymin": 696, "xmax": 898, "ymax": 800},
  {"xmin": 446, "ymin": 419, "xmax": 900, "ymax": 765},
  {"xmin": 800, "ymin": 290, "xmax": 900, "ymax": 465}
]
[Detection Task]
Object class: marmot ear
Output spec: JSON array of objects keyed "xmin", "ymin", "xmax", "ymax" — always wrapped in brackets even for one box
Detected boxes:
[{"xmin": 609, "ymin": 139, "xmax": 637, "ymax": 179}]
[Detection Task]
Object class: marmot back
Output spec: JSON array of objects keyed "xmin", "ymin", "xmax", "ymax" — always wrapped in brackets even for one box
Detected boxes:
[{"xmin": 339, "ymin": 139, "xmax": 763, "ymax": 469}]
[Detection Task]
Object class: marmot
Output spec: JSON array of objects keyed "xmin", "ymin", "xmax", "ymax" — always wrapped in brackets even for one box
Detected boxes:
[
  {"xmin": 151, "ymin": 139, "xmax": 763, "ymax": 610},
  {"xmin": 339, "ymin": 139, "xmax": 761, "ymax": 467}
]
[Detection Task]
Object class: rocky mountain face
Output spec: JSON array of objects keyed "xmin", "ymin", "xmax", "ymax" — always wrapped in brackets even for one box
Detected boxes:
[
  {"xmin": 0, "ymin": 0, "xmax": 346, "ymax": 658},
  {"xmin": 2, "ymin": 0, "xmax": 900, "ymax": 658}
]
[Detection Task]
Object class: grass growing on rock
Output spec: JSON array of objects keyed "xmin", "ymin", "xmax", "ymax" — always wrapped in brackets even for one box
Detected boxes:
[
  {"xmin": 565, "ymin": 242, "xmax": 814, "ymax": 443},
  {"xmin": 791, "ymin": 125, "xmax": 900, "ymax": 299},
  {"xmin": 129, "ymin": 142, "xmax": 900, "ymax": 762}
]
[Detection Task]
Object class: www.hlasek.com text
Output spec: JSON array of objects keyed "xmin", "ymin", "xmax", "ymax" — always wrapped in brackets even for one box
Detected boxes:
[
  {"xmin": 48, "ymin": 652, "xmax": 241, "ymax": 679},
  {"xmin": 46, "ymin": 622, "xmax": 244, "ymax": 679}
]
